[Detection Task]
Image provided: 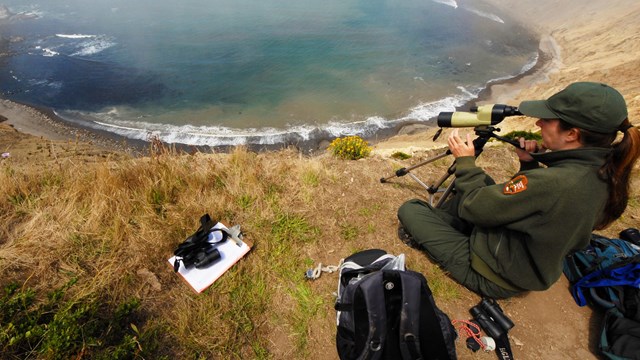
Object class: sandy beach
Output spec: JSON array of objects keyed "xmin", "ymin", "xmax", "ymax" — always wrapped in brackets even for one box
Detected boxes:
[{"xmin": 2, "ymin": 0, "xmax": 640, "ymax": 156}]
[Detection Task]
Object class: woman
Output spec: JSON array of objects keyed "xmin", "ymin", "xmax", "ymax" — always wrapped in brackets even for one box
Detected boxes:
[{"xmin": 397, "ymin": 82, "xmax": 640, "ymax": 299}]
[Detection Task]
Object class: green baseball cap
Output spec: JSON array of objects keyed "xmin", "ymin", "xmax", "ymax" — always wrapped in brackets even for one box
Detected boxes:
[{"xmin": 518, "ymin": 82, "xmax": 628, "ymax": 133}]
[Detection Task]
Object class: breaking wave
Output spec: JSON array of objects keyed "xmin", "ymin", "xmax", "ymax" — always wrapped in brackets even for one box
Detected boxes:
[
  {"xmin": 56, "ymin": 33, "xmax": 96, "ymax": 39},
  {"xmin": 465, "ymin": 8, "xmax": 505, "ymax": 23},
  {"xmin": 432, "ymin": 0, "xmax": 458, "ymax": 9},
  {"xmin": 33, "ymin": 34, "xmax": 116, "ymax": 57},
  {"xmin": 56, "ymin": 86, "xmax": 487, "ymax": 147}
]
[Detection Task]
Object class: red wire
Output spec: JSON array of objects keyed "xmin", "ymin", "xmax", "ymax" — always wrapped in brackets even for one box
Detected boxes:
[{"xmin": 451, "ymin": 319, "xmax": 485, "ymax": 350}]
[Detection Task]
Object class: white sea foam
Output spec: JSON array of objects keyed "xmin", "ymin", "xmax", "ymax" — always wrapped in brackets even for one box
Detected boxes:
[
  {"xmin": 27, "ymin": 79, "xmax": 62, "ymax": 90},
  {"xmin": 87, "ymin": 117, "xmax": 391, "ymax": 147},
  {"xmin": 33, "ymin": 33, "xmax": 115, "ymax": 57},
  {"xmin": 432, "ymin": 0, "xmax": 458, "ymax": 9},
  {"xmin": 402, "ymin": 89, "xmax": 480, "ymax": 123},
  {"xmin": 56, "ymin": 34, "xmax": 96, "ymax": 39},
  {"xmin": 465, "ymin": 7, "xmax": 504, "ymax": 23},
  {"xmin": 16, "ymin": 10, "xmax": 42, "ymax": 19},
  {"xmin": 56, "ymin": 86, "xmax": 487, "ymax": 148},
  {"xmin": 520, "ymin": 53, "xmax": 539, "ymax": 73},
  {"xmin": 70, "ymin": 36, "xmax": 116, "ymax": 56},
  {"xmin": 42, "ymin": 48, "xmax": 59, "ymax": 57},
  {"xmin": 33, "ymin": 45, "xmax": 58, "ymax": 57},
  {"xmin": 482, "ymin": 53, "xmax": 540, "ymax": 87}
]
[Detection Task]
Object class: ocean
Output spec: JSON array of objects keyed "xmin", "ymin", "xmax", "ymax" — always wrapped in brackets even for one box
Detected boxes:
[{"xmin": 0, "ymin": 0, "xmax": 538, "ymax": 148}]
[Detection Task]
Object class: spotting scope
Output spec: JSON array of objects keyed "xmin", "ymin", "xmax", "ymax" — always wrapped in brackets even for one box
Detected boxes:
[{"xmin": 437, "ymin": 104, "xmax": 522, "ymax": 128}]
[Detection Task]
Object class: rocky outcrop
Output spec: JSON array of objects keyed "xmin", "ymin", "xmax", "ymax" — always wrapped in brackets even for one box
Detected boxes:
[
  {"xmin": 0, "ymin": 4, "xmax": 38, "ymax": 22},
  {"xmin": 0, "ymin": 5, "xmax": 13, "ymax": 20}
]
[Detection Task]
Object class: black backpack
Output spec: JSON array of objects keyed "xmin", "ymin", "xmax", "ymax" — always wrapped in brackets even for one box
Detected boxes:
[
  {"xmin": 563, "ymin": 231, "xmax": 640, "ymax": 360},
  {"xmin": 334, "ymin": 249, "xmax": 457, "ymax": 360},
  {"xmin": 600, "ymin": 307, "xmax": 640, "ymax": 360}
]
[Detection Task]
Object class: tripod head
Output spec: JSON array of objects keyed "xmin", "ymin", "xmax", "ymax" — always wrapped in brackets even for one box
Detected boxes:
[
  {"xmin": 471, "ymin": 125, "xmax": 521, "ymax": 150},
  {"xmin": 381, "ymin": 108, "xmax": 525, "ymax": 207},
  {"xmin": 380, "ymin": 124, "xmax": 523, "ymax": 207},
  {"xmin": 433, "ymin": 125, "xmax": 521, "ymax": 152}
]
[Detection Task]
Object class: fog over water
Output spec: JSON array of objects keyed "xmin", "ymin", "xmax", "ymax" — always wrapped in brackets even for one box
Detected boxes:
[{"xmin": 0, "ymin": 0, "xmax": 538, "ymax": 147}]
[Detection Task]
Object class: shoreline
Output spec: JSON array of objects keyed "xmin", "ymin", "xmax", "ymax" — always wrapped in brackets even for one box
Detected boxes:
[
  {"xmin": 369, "ymin": 32, "xmax": 561, "ymax": 156},
  {"xmin": 474, "ymin": 34, "xmax": 561, "ymax": 106},
  {"xmin": 1, "ymin": 98, "xmax": 146, "ymax": 154},
  {"xmin": 1, "ymin": 29, "xmax": 558, "ymax": 156}
]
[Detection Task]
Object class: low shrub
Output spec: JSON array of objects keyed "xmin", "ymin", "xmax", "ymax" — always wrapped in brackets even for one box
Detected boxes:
[{"xmin": 328, "ymin": 136, "xmax": 372, "ymax": 160}]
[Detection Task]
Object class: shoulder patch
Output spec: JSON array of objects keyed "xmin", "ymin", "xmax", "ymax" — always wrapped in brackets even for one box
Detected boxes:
[{"xmin": 503, "ymin": 175, "xmax": 528, "ymax": 195}]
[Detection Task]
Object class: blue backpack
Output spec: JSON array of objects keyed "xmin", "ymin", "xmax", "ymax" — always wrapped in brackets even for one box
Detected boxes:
[{"xmin": 563, "ymin": 233, "xmax": 640, "ymax": 312}]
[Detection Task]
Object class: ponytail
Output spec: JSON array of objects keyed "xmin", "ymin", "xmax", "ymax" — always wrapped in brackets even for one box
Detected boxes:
[
  {"xmin": 595, "ymin": 119, "xmax": 640, "ymax": 229},
  {"xmin": 561, "ymin": 119, "xmax": 640, "ymax": 229}
]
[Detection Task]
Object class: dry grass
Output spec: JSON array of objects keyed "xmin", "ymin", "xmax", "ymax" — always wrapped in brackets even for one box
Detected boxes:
[{"xmin": 1, "ymin": 139, "xmax": 638, "ymax": 359}]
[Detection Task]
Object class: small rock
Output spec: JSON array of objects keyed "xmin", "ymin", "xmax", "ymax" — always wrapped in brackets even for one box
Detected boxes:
[
  {"xmin": 510, "ymin": 335, "xmax": 524, "ymax": 346},
  {"xmin": 137, "ymin": 268, "xmax": 162, "ymax": 292}
]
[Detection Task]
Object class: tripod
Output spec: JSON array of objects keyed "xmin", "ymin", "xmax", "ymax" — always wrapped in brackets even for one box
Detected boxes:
[{"xmin": 380, "ymin": 125, "xmax": 520, "ymax": 207}]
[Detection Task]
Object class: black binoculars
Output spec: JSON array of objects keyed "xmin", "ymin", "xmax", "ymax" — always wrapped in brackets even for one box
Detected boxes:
[
  {"xmin": 173, "ymin": 246, "xmax": 222, "ymax": 272},
  {"xmin": 469, "ymin": 298, "xmax": 515, "ymax": 339}
]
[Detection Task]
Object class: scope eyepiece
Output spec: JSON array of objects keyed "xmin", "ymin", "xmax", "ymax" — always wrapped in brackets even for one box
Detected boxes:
[{"xmin": 437, "ymin": 104, "xmax": 522, "ymax": 128}]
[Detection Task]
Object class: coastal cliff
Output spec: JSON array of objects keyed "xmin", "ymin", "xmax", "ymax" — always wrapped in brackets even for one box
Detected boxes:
[{"xmin": 1, "ymin": 1, "xmax": 639, "ymax": 358}]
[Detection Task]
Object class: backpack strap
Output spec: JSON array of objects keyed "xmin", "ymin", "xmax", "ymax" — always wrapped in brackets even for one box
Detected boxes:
[
  {"xmin": 398, "ymin": 271, "xmax": 424, "ymax": 360},
  {"xmin": 572, "ymin": 259, "xmax": 640, "ymax": 307},
  {"xmin": 173, "ymin": 214, "xmax": 229, "ymax": 272},
  {"xmin": 398, "ymin": 271, "xmax": 451, "ymax": 360},
  {"xmin": 357, "ymin": 272, "xmax": 388, "ymax": 360}
]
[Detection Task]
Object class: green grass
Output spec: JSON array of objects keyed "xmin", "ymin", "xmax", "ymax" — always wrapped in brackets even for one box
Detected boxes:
[
  {"xmin": 391, "ymin": 151, "xmax": 412, "ymax": 160},
  {"xmin": 0, "ymin": 281, "xmax": 160, "ymax": 360},
  {"xmin": 290, "ymin": 283, "xmax": 324, "ymax": 354}
]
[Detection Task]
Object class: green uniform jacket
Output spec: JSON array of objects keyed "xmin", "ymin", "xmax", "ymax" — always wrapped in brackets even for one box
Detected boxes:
[{"xmin": 454, "ymin": 148, "xmax": 609, "ymax": 291}]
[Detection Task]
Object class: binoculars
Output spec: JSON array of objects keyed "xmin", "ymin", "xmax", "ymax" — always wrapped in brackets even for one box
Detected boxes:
[
  {"xmin": 469, "ymin": 298, "xmax": 515, "ymax": 339},
  {"xmin": 437, "ymin": 104, "xmax": 522, "ymax": 128},
  {"xmin": 175, "ymin": 246, "xmax": 222, "ymax": 271}
]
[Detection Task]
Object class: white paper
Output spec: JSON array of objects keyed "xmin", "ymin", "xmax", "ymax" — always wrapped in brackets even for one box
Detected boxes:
[{"xmin": 168, "ymin": 223, "xmax": 251, "ymax": 293}]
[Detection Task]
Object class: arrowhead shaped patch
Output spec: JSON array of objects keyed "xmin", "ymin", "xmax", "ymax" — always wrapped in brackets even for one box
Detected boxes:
[{"xmin": 503, "ymin": 175, "xmax": 528, "ymax": 195}]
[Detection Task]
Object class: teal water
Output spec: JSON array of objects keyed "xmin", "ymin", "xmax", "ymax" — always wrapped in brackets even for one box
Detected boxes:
[{"xmin": 0, "ymin": 0, "xmax": 538, "ymax": 147}]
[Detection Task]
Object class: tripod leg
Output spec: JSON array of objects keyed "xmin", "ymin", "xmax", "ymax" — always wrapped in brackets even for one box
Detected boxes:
[
  {"xmin": 380, "ymin": 151, "xmax": 451, "ymax": 183},
  {"xmin": 407, "ymin": 172, "xmax": 433, "ymax": 192},
  {"xmin": 435, "ymin": 180, "xmax": 456, "ymax": 208}
]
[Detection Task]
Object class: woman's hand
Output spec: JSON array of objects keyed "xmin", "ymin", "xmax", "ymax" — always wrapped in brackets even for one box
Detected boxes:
[
  {"xmin": 447, "ymin": 129, "xmax": 475, "ymax": 158},
  {"xmin": 514, "ymin": 137, "xmax": 543, "ymax": 162}
]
